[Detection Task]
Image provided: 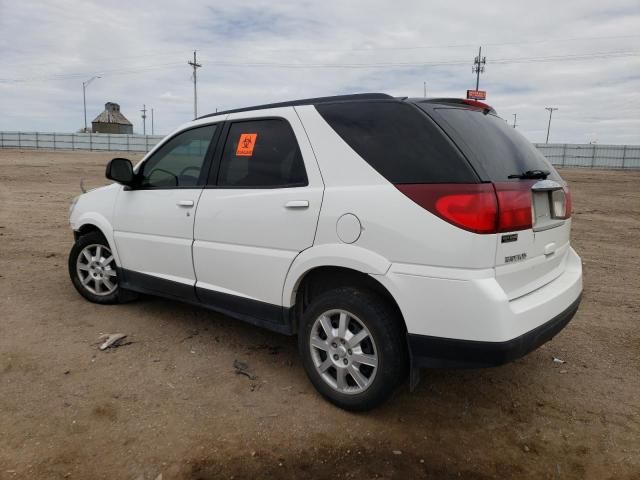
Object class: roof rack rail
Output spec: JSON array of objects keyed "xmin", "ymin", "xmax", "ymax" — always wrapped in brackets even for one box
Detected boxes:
[{"xmin": 198, "ymin": 93, "xmax": 394, "ymax": 119}]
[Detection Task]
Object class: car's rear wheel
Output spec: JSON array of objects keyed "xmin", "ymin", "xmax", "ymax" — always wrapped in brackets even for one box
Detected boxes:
[
  {"xmin": 68, "ymin": 231, "xmax": 135, "ymax": 304},
  {"xmin": 299, "ymin": 287, "xmax": 408, "ymax": 411}
]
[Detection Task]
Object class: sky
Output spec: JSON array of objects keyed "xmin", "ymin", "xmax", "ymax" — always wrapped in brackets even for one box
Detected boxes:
[{"xmin": 1, "ymin": 0, "xmax": 639, "ymax": 144}]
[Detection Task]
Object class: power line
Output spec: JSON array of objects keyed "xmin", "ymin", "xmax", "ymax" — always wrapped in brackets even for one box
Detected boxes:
[
  {"xmin": 229, "ymin": 33, "xmax": 640, "ymax": 54},
  {"xmin": 4, "ymin": 33, "xmax": 639, "ymax": 69},
  {"xmin": 185, "ymin": 50, "xmax": 640, "ymax": 68},
  {"xmin": 0, "ymin": 62, "xmax": 185, "ymax": 83},
  {"xmin": 1, "ymin": 50, "xmax": 638, "ymax": 83}
]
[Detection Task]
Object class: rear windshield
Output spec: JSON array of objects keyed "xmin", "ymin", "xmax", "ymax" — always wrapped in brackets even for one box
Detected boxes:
[
  {"xmin": 426, "ymin": 106, "xmax": 561, "ymax": 182},
  {"xmin": 315, "ymin": 101, "xmax": 477, "ymax": 184}
]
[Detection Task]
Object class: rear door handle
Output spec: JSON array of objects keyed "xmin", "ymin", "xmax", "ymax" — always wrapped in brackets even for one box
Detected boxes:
[
  {"xmin": 284, "ymin": 200, "xmax": 309, "ymax": 209},
  {"xmin": 176, "ymin": 200, "xmax": 194, "ymax": 207}
]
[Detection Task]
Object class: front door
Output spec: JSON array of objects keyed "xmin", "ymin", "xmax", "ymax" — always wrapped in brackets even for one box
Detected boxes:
[
  {"xmin": 193, "ymin": 109, "xmax": 323, "ymax": 325},
  {"xmin": 112, "ymin": 124, "xmax": 219, "ymax": 299}
]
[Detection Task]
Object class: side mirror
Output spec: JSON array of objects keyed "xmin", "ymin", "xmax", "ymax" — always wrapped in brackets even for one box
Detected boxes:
[{"xmin": 106, "ymin": 158, "xmax": 135, "ymax": 186}]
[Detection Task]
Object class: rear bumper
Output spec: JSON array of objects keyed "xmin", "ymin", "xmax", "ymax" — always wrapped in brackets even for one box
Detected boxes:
[{"xmin": 408, "ymin": 293, "xmax": 582, "ymax": 368}]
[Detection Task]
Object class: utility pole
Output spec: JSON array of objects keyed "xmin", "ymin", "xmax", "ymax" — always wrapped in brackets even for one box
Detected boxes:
[
  {"xmin": 512, "ymin": 113, "xmax": 517, "ymax": 128},
  {"xmin": 151, "ymin": 108, "xmax": 154, "ymax": 135},
  {"xmin": 545, "ymin": 107, "xmax": 558, "ymax": 144},
  {"xmin": 423, "ymin": 81, "xmax": 427, "ymax": 98},
  {"xmin": 472, "ymin": 46, "xmax": 486, "ymax": 91},
  {"xmin": 188, "ymin": 50, "xmax": 202, "ymax": 119},
  {"xmin": 141, "ymin": 104, "xmax": 147, "ymax": 136},
  {"xmin": 82, "ymin": 74, "xmax": 102, "ymax": 132}
]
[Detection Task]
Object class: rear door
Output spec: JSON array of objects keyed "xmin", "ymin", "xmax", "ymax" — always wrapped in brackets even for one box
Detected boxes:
[
  {"xmin": 192, "ymin": 108, "xmax": 323, "ymax": 322},
  {"xmin": 422, "ymin": 104, "xmax": 572, "ymax": 299}
]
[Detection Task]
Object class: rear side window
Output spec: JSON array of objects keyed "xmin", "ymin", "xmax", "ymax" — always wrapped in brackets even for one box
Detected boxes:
[
  {"xmin": 217, "ymin": 119, "xmax": 308, "ymax": 188},
  {"xmin": 428, "ymin": 107, "xmax": 561, "ymax": 182},
  {"xmin": 315, "ymin": 101, "xmax": 477, "ymax": 184}
]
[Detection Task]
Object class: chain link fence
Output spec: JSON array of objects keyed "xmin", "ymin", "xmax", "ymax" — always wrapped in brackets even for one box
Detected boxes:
[
  {"xmin": 534, "ymin": 143, "xmax": 640, "ymax": 169},
  {"xmin": 1, "ymin": 131, "xmax": 639, "ymax": 169},
  {"xmin": 0, "ymin": 131, "xmax": 164, "ymax": 153}
]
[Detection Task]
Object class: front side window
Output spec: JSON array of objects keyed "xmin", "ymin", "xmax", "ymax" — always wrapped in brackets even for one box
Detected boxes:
[
  {"xmin": 139, "ymin": 125, "xmax": 216, "ymax": 188},
  {"xmin": 217, "ymin": 119, "xmax": 307, "ymax": 188}
]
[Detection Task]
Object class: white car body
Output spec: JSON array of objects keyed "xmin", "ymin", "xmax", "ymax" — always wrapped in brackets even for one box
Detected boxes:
[{"xmin": 70, "ymin": 93, "xmax": 582, "ymax": 373}]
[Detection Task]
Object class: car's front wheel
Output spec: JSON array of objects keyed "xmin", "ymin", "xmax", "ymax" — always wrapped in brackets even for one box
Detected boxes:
[
  {"xmin": 298, "ymin": 287, "xmax": 408, "ymax": 411},
  {"xmin": 68, "ymin": 231, "xmax": 133, "ymax": 304}
]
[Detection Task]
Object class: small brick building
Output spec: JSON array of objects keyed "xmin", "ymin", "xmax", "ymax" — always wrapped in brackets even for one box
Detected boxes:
[{"xmin": 91, "ymin": 102, "xmax": 133, "ymax": 134}]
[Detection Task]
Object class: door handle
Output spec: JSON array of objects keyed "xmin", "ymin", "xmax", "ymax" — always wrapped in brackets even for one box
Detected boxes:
[
  {"xmin": 544, "ymin": 242, "xmax": 556, "ymax": 256},
  {"xmin": 176, "ymin": 200, "xmax": 194, "ymax": 207},
  {"xmin": 284, "ymin": 200, "xmax": 309, "ymax": 209}
]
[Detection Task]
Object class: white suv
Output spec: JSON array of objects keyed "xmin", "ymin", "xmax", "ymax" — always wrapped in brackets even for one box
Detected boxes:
[{"xmin": 68, "ymin": 93, "xmax": 583, "ymax": 410}]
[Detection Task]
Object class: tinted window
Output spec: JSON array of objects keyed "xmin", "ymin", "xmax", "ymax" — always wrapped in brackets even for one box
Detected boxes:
[
  {"xmin": 217, "ymin": 119, "xmax": 307, "ymax": 188},
  {"xmin": 428, "ymin": 107, "xmax": 561, "ymax": 182},
  {"xmin": 140, "ymin": 125, "xmax": 216, "ymax": 188},
  {"xmin": 315, "ymin": 101, "xmax": 477, "ymax": 184}
]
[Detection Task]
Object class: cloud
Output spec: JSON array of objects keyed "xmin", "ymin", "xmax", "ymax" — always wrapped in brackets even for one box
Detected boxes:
[
  {"xmin": 159, "ymin": 91, "xmax": 183, "ymax": 102},
  {"xmin": 0, "ymin": 0, "xmax": 638, "ymax": 144}
]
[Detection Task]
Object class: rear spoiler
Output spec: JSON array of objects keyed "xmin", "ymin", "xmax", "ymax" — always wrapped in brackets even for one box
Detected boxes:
[{"xmin": 416, "ymin": 98, "xmax": 496, "ymax": 114}]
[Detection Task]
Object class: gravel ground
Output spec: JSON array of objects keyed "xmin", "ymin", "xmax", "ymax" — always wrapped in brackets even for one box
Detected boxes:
[{"xmin": 0, "ymin": 149, "xmax": 639, "ymax": 480}]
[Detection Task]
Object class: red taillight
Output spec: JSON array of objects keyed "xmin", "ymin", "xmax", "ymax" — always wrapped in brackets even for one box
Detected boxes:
[
  {"xmin": 395, "ymin": 182, "xmax": 534, "ymax": 234},
  {"xmin": 395, "ymin": 184, "xmax": 498, "ymax": 234},
  {"xmin": 563, "ymin": 186, "xmax": 572, "ymax": 218},
  {"xmin": 494, "ymin": 182, "xmax": 533, "ymax": 232}
]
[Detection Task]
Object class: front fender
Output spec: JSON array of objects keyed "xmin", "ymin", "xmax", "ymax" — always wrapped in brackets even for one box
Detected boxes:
[
  {"xmin": 282, "ymin": 243, "xmax": 392, "ymax": 307},
  {"xmin": 71, "ymin": 212, "xmax": 121, "ymax": 267}
]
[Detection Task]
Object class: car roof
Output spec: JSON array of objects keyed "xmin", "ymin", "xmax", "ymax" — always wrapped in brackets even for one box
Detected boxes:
[
  {"xmin": 197, "ymin": 93, "xmax": 496, "ymax": 120},
  {"xmin": 197, "ymin": 93, "xmax": 394, "ymax": 119}
]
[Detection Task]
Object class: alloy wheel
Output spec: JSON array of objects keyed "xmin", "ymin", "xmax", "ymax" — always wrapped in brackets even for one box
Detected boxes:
[
  {"xmin": 309, "ymin": 309, "xmax": 379, "ymax": 395},
  {"xmin": 76, "ymin": 244, "xmax": 118, "ymax": 296}
]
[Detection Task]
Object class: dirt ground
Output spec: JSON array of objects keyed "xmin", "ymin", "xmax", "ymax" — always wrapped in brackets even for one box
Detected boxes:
[{"xmin": 0, "ymin": 149, "xmax": 638, "ymax": 480}]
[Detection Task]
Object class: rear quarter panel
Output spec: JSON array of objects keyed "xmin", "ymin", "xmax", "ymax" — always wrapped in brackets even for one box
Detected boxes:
[{"xmin": 294, "ymin": 105, "xmax": 498, "ymax": 270}]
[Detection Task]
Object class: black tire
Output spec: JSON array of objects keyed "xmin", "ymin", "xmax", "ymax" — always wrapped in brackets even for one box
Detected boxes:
[
  {"xmin": 298, "ymin": 287, "xmax": 408, "ymax": 411},
  {"xmin": 68, "ymin": 231, "xmax": 136, "ymax": 304}
]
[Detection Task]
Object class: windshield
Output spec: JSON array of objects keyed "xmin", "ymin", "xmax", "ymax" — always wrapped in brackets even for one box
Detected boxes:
[{"xmin": 424, "ymin": 106, "xmax": 561, "ymax": 182}]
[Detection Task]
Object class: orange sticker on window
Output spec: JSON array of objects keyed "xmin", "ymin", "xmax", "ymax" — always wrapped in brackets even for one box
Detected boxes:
[{"xmin": 236, "ymin": 133, "xmax": 257, "ymax": 156}]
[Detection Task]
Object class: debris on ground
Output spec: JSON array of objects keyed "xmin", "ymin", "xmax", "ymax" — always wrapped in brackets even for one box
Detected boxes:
[
  {"xmin": 247, "ymin": 344, "xmax": 282, "ymax": 355},
  {"xmin": 393, "ymin": 450, "xmax": 402, "ymax": 455},
  {"xmin": 258, "ymin": 413, "xmax": 279, "ymax": 419},
  {"xmin": 233, "ymin": 359, "xmax": 257, "ymax": 380},
  {"xmin": 98, "ymin": 333, "xmax": 130, "ymax": 351},
  {"xmin": 553, "ymin": 357, "xmax": 566, "ymax": 364},
  {"xmin": 179, "ymin": 329, "xmax": 199, "ymax": 343}
]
